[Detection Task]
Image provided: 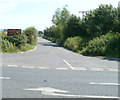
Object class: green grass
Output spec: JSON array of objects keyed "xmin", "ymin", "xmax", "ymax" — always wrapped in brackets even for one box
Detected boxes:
[{"xmin": 0, "ymin": 44, "xmax": 36, "ymax": 53}]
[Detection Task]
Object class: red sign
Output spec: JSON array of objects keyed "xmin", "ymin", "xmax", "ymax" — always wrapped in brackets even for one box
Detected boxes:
[{"xmin": 7, "ymin": 29, "xmax": 21, "ymax": 36}]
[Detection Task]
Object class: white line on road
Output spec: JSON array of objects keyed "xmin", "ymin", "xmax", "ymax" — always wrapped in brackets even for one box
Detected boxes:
[
  {"xmin": 90, "ymin": 82, "xmax": 120, "ymax": 86},
  {"xmin": 22, "ymin": 66, "xmax": 34, "ymax": 68},
  {"xmin": 90, "ymin": 67, "xmax": 104, "ymax": 71},
  {"xmin": 63, "ymin": 59, "xmax": 74, "ymax": 70},
  {"xmin": 76, "ymin": 95, "xmax": 119, "ymax": 99},
  {"xmin": 25, "ymin": 87, "xmax": 119, "ymax": 98},
  {"xmin": 73, "ymin": 67, "xmax": 87, "ymax": 71},
  {"xmin": 7, "ymin": 65, "xmax": 18, "ymax": 67},
  {"xmin": 56, "ymin": 68, "xmax": 68, "ymax": 70},
  {"xmin": 0, "ymin": 77, "xmax": 10, "ymax": 80},
  {"xmin": 107, "ymin": 68, "xmax": 118, "ymax": 72},
  {"xmin": 38, "ymin": 67, "xmax": 49, "ymax": 69}
]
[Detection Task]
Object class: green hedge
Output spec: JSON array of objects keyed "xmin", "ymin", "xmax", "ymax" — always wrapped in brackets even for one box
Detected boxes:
[
  {"xmin": 81, "ymin": 32, "xmax": 120, "ymax": 58},
  {"xmin": 64, "ymin": 36, "xmax": 87, "ymax": 52}
]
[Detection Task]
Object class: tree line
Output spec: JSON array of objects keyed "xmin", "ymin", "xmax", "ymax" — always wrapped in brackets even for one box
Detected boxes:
[{"xmin": 44, "ymin": 4, "xmax": 120, "ymax": 58}]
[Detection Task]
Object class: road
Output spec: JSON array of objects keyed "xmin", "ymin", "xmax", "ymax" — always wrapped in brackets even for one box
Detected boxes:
[{"xmin": 1, "ymin": 37, "xmax": 120, "ymax": 99}]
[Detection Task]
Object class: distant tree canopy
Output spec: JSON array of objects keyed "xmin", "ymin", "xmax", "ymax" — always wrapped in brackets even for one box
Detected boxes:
[
  {"xmin": 44, "ymin": 4, "xmax": 119, "ymax": 40},
  {"xmin": 38, "ymin": 31, "xmax": 43, "ymax": 34},
  {"xmin": 82, "ymin": 4, "xmax": 118, "ymax": 37},
  {"xmin": 52, "ymin": 7, "xmax": 71, "ymax": 26}
]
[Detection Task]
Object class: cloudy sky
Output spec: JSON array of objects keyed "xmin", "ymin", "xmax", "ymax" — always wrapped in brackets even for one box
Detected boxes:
[{"xmin": 0, "ymin": 0, "xmax": 119, "ymax": 31}]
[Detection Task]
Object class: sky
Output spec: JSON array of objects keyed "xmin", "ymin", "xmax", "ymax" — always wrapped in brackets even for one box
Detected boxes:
[{"xmin": 0, "ymin": 0, "xmax": 120, "ymax": 31}]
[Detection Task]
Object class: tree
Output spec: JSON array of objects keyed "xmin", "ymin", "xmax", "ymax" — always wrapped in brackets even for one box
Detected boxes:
[
  {"xmin": 23, "ymin": 27, "xmax": 38, "ymax": 45},
  {"xmin": 52, "ymin": 6, "xmax": 71, "ymax": 26},
  {"xmin": 52, "ymin": 6, "xmax": 71, "ymax": 39},
  {"xmin": 82, "ymin": 4, "xmax": 117, "ymax": 37},
  {"xmin": 64, "ymin": 15, "xmax": 81, "ymax": 38},
  {"xmin": 112, "ymin": 7, "xmax": 120, "ymax": 33}
]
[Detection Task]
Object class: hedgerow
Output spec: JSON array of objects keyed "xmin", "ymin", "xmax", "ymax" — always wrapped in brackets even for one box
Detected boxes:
[{"xmin": 0, "ymin": 27, "xmax": 38, "ymax": 53}]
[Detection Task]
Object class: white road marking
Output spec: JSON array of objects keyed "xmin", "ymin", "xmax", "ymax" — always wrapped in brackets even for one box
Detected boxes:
[
  {"xmin": 63, "ymin": 59, "xmax": 74, "ymax": 70},
  {"xmin": 0, "ymin": 77, "xmax": 10, "ymax": 80},
  {"xmin": 73, "ymin": 67, "xmax": 87, "ymax": 71},
  {"xmin": 56, "ymin": 68, "xmax": 68, "ymax": 70},
  {"xmin": 22, "ymin": 66, "xmax": 34, "ymax": 68},
  {"xmin": 38, "ymin": 67, "xmax": 49, "ymax": 69},
  {"xmin": 90, "ymin": 82, "xmax": 120, "ymax": 86},
  {"xmin": 107, "ymin": 68, "xmax": 118, "ymax": 72},
  {"xmin": 7, "ymin": 65, "xmax": 18, "ymax": 67},
  {"xmin": 5, "ymin": 64, "xmax": 119, "ymax": 72},
  {"xmin": 75, "ymin": 95, "xmax": 119, "ymax": 99},
  {"xmin": 90, "ymin": 67, "xmax": 104, "ymax": 71},
  {"xmin": 25, "ymin": 87, "xmax": 119, "ymax": 98}
]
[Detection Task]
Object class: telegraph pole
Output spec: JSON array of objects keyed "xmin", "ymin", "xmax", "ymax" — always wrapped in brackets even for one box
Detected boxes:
[
  {"xmin": 79, "ymin": 11, "xmax": 89, "ymax": 19},
  {"xmin": 118, "ymin": 1, "xmax": 120, "ymax": 8},
  {"xmin": 118, "ymin": 1, "xmax": 120, "ymax": 20}
]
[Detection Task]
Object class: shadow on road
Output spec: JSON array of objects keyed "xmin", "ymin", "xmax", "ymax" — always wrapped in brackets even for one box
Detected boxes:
[
  {"xmin": 83, "ymin": 54, "xmax": 120, "ymax": 62},
  {"xmin": 102, "ymin": 57, "xmax": 120, "ymax": 62}
]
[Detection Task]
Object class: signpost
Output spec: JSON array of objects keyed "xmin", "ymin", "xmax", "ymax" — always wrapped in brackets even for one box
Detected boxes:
[{"xmin": 7, "ymin": 29, "xmax": 21, "ymax": 36}]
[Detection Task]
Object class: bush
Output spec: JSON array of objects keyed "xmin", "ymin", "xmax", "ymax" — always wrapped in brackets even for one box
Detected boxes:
[
  {"xmin": 64, "ymin": 36, "xmax": 87, "ymax": 52},
  {"xmin": 23, "ymin": 27, "xmax": 38, "ymax": 45},
  {"xmin": 5, "ymin": 33, "xmax": 28, "ymax": 47},
  {"xmin": 105, "ymin": 32, "xmax": 120, "ymax": 57},
  {"xmin": 1, "ymin": 39, "xmax": 17, "ymax": 53},
  {"xmin": 81, "ymin": 32, "xmax": 120, "ymax": 58}
]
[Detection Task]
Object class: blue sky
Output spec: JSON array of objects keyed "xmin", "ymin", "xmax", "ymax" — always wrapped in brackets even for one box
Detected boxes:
[{"xmin": 0, "ymin": 0, "xmax": 119, "ymax": 31}]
